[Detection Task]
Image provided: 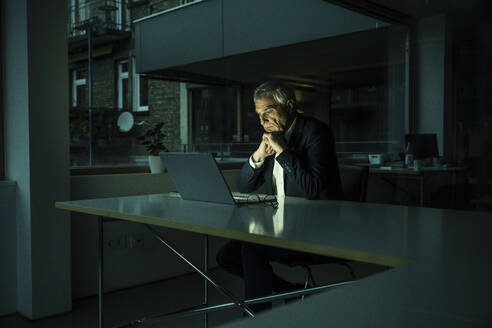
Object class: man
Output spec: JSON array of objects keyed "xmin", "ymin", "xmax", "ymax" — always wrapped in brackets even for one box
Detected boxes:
[{"xmin": 216, "ymin": 81, "xmax": 344, "ymax": 312}]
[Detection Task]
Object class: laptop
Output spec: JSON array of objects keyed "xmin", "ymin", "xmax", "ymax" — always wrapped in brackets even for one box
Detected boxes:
[
  {"xmin": 160, "ymin": 152, "xmax": 274, "ymax": 206},
  {"xmin": 405, "ymin": 134, "xmax": 439, "ymax": 160}
]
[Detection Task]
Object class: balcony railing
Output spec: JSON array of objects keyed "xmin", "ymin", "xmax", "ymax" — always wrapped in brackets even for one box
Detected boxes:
[
  {"xmin": 145, "ymin": 0, "xmax": 196, "ymax": 15},
  {"xmin": 68, "ymin": 0, "xmax": 131, "ymax": 38}
]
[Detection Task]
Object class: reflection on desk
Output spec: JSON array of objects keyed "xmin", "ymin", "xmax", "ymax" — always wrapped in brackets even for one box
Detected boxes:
[
  {"xmin": 57, "ymin": 193, "xmax": 483, "ymax": 267},
  {"xmin": 56, "ymin": 194, "xmax": 492, "ymax": 327},
  {"xmin": 219, "ymin": 206, "xmax": 492, "ymax": 328}
]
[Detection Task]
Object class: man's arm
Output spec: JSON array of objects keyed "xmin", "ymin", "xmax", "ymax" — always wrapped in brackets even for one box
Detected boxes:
[
  {"xmin": 275, "ymin": 127, "xmax": 339, "ymax": 199},
  {"xmin": 237, "ymin": 159, "xmax": 266, "ymax": 193},
  {"xmin": 237, "ymin": 138, "xmax": 274, "ymax": 193}
]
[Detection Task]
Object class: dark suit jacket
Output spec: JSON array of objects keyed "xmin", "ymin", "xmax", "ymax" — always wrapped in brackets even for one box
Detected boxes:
[{"xmin": 238, "ymin": 115, "xmax": 344, "ymax": 200}]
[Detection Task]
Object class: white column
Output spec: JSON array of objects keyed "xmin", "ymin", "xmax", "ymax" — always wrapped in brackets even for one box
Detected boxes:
[{"xmin": 2, "ymin": 0, "xmax": 71, "ymax": 319}]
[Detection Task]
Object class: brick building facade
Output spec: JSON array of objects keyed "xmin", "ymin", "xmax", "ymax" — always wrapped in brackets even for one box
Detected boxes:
[{"xmin": 68, "ymin": 0, "xmax": 189, "ymax": 166}]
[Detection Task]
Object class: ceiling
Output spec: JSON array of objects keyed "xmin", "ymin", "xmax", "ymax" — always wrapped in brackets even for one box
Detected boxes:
[
  {"xmin": 143, "ymin": 0, "xmax": 489, "ymax": 87},
  {"xmin": 146, "ymin": 25, "xmax": 407, "ymax": 87}
]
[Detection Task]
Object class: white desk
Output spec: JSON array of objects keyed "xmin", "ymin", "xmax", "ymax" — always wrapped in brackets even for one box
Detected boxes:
[{"xmin": 56, "ymin": 194, "xmax": 492, "ymax": 327}]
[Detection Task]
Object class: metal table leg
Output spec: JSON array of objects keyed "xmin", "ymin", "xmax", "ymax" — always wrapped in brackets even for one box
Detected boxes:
[
  {"xmin": 204, "ymin": 235, "xmax": 209, "ymax": 328},
  {"xmin": 98, "ymin": 216, "xmax": 104, "ymax": 328},
  {"xmin": 144, "ymin": 224, "xmax": 255, "ymax": 318},
  {"xmin": 116, "ymin": 280, "xmax": 355, "ymax": 327}
]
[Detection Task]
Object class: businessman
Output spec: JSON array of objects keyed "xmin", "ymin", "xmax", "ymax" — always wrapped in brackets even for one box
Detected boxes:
[{"xmin": 216, "ymin": 81, "xmax": 344, "ymax": 313}]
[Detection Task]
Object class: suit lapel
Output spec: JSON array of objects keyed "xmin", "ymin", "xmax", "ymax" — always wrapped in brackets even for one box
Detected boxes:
[
  {"xmin": 282, "ymin": 115, "xmax": 305, "ymax": 191},
  {"xmin": 287, "ymin": 115, "xmax": 304, "ymax": 149}
]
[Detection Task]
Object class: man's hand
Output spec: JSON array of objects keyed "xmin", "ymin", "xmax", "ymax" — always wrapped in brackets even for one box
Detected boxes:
[
  {"xmin": 252, "ymin": 138, "xmax": 275, "ymax": 162},
  {"xmin": 263, "ymin": 132, "xmax": 288, "ymax": 154}
]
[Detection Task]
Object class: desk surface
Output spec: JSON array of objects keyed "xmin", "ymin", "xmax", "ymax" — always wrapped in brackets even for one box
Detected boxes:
[{"xmin": 56, "ymin": 195, "xmax": 492, "ymax": 327}]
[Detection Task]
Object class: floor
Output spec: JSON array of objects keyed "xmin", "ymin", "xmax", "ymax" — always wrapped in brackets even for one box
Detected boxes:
[{"xmin": 0, "ymin": 263, "xmax": 384, "ymax": 328}]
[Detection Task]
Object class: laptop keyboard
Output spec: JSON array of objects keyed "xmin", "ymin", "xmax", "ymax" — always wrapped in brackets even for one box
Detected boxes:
[
  {"xmin": 232, "ymin": 192, "xmax": 275, "ymax": 204},
  {"xmin": 232, "ymin": 192, "xmax": 254, "ymax": 200}
]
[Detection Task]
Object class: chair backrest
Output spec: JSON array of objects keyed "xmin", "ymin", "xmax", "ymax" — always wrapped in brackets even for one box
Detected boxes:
[{"xmin": 338, "ymin": 164, "xmax": 369, "ymax": 202}]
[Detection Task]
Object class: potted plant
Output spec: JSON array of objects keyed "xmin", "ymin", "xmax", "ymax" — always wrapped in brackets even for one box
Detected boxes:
[{"xmin": 137, "ymin": 122, "xmax": 168, "ymax": 173}]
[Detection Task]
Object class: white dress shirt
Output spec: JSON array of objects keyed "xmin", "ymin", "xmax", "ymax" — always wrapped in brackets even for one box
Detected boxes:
[{"xmin": 249, "ymin": 116, "xmax": 297, "ymax": 196}]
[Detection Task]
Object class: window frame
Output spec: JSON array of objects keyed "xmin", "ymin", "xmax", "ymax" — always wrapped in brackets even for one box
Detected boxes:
[
  {"xmin": 72, "ymin": 69, "xmax": 87, "ymax": 108},
  {"xmin": 116, "ymin": 0, "xmax": 131, "ymax": 31},
  {"xmin": 132, "ymin": 57, "xmax": 149, "ymax": 112},
  {"xmin": 72, "ymin": 0, "xmax": 88, "ymax": 26},
  {"xmin": 70, "ymin": 0, "xmax": 76, "ymax": 30},
  {"xmin": 69, "ymin": 161, "xmax": 242, "ymax": 176},
  {"xmin": 117, "ymin": 59, "xmax": 129, "ymax": 109},
  {"xmin": 116, "ymin": 0, "xmax": 123, "ymax": 29}
]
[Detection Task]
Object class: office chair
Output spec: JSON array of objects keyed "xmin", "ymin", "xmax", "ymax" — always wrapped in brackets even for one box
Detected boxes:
[{"xmin": 276, "ymin": 164, "xmax": 369, "ymax": 293}]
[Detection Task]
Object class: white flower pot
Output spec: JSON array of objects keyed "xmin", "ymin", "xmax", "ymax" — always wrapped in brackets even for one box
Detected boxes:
[{"xmin": 148, "ymin": 155, "xmax": 164, "ymax": 174}]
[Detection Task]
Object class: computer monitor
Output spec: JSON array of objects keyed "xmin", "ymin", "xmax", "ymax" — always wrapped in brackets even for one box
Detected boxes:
[{"xmin": 405, "ymin": 134, "xmax": 439, "ymax": 160}]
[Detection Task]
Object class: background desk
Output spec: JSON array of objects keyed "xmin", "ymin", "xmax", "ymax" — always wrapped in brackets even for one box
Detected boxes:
[{"xmin": 368, "ymin": 166, "xmax": 465, "ymax": 207}]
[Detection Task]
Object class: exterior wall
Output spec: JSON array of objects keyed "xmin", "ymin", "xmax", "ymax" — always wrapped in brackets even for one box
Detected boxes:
[
  {"xmin": 68, "ymin": 0, "xmax": 185, "ymax": 161},
  {"xmin": 92, "ymin": 56, "xmax": 115, "ymax": 109},
  {"xmin": 148, "ymin": 80, "xmax": 181, "ymax": 151}
]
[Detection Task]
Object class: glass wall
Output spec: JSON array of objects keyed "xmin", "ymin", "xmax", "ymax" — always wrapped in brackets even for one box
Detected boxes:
[
  {"xmin": 68, "ymin": 0, "xmax": 409, "ymax": 168},
  {"xmin": 187, "ymin": 25, "xmax": 410, "ymax": 163},
  {"xmin": 453, "ymin": 11, "xmax": 492, "ymax": 210},
  {"xmin": 65, "ymin": 0, "xmax": 492, "ymax": 210},
  {"xmin": 68, "ymin": 0, "xmax": 191, "ymax": 167}
]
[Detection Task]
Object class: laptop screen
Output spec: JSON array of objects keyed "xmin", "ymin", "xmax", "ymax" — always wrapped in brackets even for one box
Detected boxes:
[
  {"xmin": 405, "ymin": 134, "xmax": 439, "ymax": 160},
  {"xmin": 160, "ymin": 152, "xmax": 237, "ymax": 205}
]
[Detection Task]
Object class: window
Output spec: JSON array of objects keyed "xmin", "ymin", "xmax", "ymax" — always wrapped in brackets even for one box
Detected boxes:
[
  {"xmin": 117, "ymin": 60, "xmax": 129, "ymax": 110},
  {"xmin": 69, "ymin": 0, "xmax": 88, "ymax": 34},
  {"xmin": 116, "ymin": 0, "xmax": 130, "ymax": 31},
  {"xmin": 190, "ymin": 86, "xmax": 237, "ymax": 145},
  {"xmin": 188, "ymin": 85, "xmax": 256, "ymax": 159},
  {"xmin": 70, "ymin": 69, "xmax": 89, "ymax": 167},
  {"xmin": 132, "ymin": 57, "xmax": 149, "ymax": 112},
  {"xmin": 69, "ymin": 0, "xmax": 130, "ymax": 36},
  {"xmin": 116, "ymin": 0, "xmax": 123, "ymax": 29},
  {"xmin": 66, "ymin": 1, "xmax": 410, "ymax": 171},
  {"xmin": 72, "ymin": 69, "xmax": 87, "ymax": 108},
  {"xmin": 330, "ymin": 26, "xmax": 410, "ymax": 159}
]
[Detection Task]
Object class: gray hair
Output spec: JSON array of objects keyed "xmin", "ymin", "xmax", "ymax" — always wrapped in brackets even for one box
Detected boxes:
[{"xmin": 253, "ymin": 81, "xmax": 296, "ymax": 106}]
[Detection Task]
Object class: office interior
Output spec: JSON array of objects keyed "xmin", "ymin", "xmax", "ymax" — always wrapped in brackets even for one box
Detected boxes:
[{"xmin": 1, "ymin": 0, "xmax": 491, "ymax": 327}]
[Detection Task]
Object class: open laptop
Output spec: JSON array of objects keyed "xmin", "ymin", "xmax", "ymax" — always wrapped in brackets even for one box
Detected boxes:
[
  {"xmin": 160, "ymin": 152, "xmax": 274, "ymax": 206},
  {"xmin": 405, "ymin": 134, "xmax": 439, "ymax": 160}
]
